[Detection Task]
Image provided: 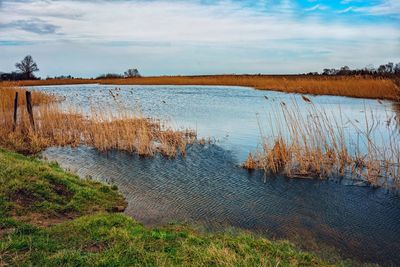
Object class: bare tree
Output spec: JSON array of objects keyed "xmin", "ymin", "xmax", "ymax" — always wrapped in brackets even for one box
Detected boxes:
[
  {"xmin": 15, "ymin": 55, "xmax": 39, "ymax": 79},
  {"xmin": 395, "ymin": 63, "xmax": 400, "ymax": 75},
  {"xmin": 386, "ymin": 62, "xmax": 394, "ymax": 73},
  {"xmin": 124, "ymin": 68, "xmax": 141, "ymax": 78}
]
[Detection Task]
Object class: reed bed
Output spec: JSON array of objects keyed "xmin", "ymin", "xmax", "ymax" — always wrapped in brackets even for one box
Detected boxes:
[
  {"xmin": 242, "ymin": 98, "xmax": 400, "ymax": 190},
  {"xmin": 0, "ymin": 85, "xmax": 196, "ymax": 156},
  {"xmin": 110, "ymin": 75, "xmax": 398, "ymax": 100},
  {"xmin": 0, "ymin": 82, "xmax": 57, "ymax": 110},
  {"xmin": 13, "ymin": 75, "xmax": 399, "ymax": 100}
]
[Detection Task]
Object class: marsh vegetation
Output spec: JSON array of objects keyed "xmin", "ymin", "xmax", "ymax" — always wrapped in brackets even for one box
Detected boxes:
[
  {"xmin": 2, "ymin": 83, "xmax": 400, "ymax": 265},
  {"xmin": 13, "ymin": 74, "xmax": 400, "ymax": 100},
  {"xmin": 0, "ymin": 84, "xmax": 196, "ymax": 156},
  {"xmin": 243, "ymin": 97, "xmax": 400, "ymax": 190}
]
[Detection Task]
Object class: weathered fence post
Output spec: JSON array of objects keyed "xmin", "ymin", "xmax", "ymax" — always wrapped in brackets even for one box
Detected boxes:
[
  {"xmin": 13, "ymin": 92, "xmax": 18, "ymax": 131},
  {"xmin": 25, "ymin": 91, "xmax": 35, "ymax": 129}
]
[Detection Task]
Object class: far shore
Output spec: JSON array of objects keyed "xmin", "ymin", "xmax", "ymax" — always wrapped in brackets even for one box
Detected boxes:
[{"xmin": 4, "ymin": 74, "xmax": 399, "ymax": 101}]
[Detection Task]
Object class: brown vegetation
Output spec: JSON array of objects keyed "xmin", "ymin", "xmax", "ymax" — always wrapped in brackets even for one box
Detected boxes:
[
  {"xmin": 243, "ymin": 98, "xmax": 400, "ymax": 190},
  {"xmin": 11, "ymin": 74, "xmax": 400, "ymax": 100},
  {"xmin": 0, "ymin": 85, "xmax": 196, "ymax": 156},
  {"xmin": 0, "ymin": 82, "xmax": 57, "ymax": 109}
]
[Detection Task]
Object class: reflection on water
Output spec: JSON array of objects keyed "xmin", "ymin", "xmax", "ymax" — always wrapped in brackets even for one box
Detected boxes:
[
  {"xmin": 34, "ymin": 84, "xmax": 400, "ymax": 265},
  {"xmin": 43, "ymin": 145, "xmax": 400, "ymax": 265},
  {"xmin": 393, "ymin": 102, "xmax": 400, "ymax": 128},
  {"xmin": 33, "ymin": 84, "xmax": 397, "ymax": 161}
]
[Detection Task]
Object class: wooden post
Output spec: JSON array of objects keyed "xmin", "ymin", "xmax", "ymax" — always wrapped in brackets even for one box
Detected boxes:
[
  {"xmin": 25, "ymin": 91, "xmax": 35, "ymax": 129},
  {"xmin": 13, "ymin": 92, "xmax": 18, "ymax": 131}
]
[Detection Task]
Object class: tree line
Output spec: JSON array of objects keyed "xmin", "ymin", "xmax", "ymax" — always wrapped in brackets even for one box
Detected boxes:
[
  {"xmin": 308, "ymin": 62, "xmax": 400, "ymax": 76},
  {"xmin": 96, "ymin": 69, "xmax": 141, "ymax": 79},
  {"xmin": 0, "ymin": 55, "xmax": 141, "ymax": 81},
  {"xmin": 1, "ymin": 55, "xmax": 399, "ymax": 81}
]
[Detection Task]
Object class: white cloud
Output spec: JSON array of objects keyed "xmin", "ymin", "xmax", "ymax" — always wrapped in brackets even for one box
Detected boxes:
[
  {"xmin": 305, "ymin": 4, "xmax": 328, "ymax": 12},
  {"xmin": 1, "ymin": 0, "xmax": 397, "ymax": 44},
  {"xmin": 337, "ymin": 7, "xmax": 353, "ymax": 13},
  {"xmin": 0, "ymin": 0, "xmax": 399, "ymax": 76},
  {"xmin": 353, "ymin": 0, "xmax": 400, "ymax": 16}
]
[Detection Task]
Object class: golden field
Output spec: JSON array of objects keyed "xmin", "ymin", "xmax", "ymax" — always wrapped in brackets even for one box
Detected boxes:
[{"xmin": 12, "ymin": 75, "xmax": 400, "ymax": 100}]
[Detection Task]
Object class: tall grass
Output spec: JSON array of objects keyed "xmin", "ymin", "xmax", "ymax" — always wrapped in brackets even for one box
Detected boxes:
[
  {"xmin": 0, "ymin": 85, "xmax": 196, "ymax": 156},
  {"xmin": 243, "ymin": 98, "xmax": 400, "ymax": 190},
  {"xmin": 13, "ymin": 75, "xmax": 399, "ymax": 100},
  {"xmin": 0, "ymin": 82, "xmax": 57, "ymax": 110}
]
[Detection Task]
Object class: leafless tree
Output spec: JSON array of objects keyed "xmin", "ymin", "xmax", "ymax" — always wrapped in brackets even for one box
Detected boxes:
[
  {"xmin": 395, "ymin": 63, "xmax": 400, "ymax": 75},
  {"xmin": 124, "ymin": 68, "xmax": 141, "ymax": 78},
  {"xmin": 15, "ymin": 55, "xmax": 39, "ymax": 79}
]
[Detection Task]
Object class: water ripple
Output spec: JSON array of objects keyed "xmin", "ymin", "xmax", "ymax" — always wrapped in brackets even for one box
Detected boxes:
[{"xmin": 43, "ymin": 145, "xmax": 400, "ymax": 266}]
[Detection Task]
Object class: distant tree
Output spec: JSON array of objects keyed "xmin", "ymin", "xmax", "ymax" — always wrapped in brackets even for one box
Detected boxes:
[
  {"xmin": 15, "ymin": 55, "xmax": 39, "ymax": 79},
  {"xmin": 322, "ymin": 69, "xmax": 331, "ymax": 75},
  {"xmin": 321, "ymin": 62, "xmax": 399, "ymax": 77},
  {"xmin": 124, "ymin": 68, "xmax": 141, "ymax": 78},
  {"xmin": 337, "ymin": 66, "xmax": 351, "ymax": 75},
  {"xmin": 322, "ymin": 68, "xmax": 338, "ymax": 75},
  {"xmin": 96, "ymin": 73, "xmax": 124, "ymax": 79},
  {"xmin": 377, "ymin": 64, "xmax": 388, "ymax": 74},
  {"xmin": 363, "ymin": 64, "xmax": 376, "ymax": 75},
  {"xmin": 395, "ymin": 63, "xmax": 400, "ymax": 75},
  {"xmin": 386, "ymin": 62, "xmax": 394, "ymax": 73}
]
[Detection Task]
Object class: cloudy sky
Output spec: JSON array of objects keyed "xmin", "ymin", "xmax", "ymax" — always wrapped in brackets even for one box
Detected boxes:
[{"xmin": 0, "ymin": 0, "xmax": 399, "ymax": 77}]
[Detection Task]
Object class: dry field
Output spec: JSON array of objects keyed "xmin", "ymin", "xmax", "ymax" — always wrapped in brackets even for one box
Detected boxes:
[
  {"xmin": 0, "ymin": 84, "xmax": 196, "ymax": 156},
  {"xmin": 12, "ymin": 75, "xmax": 400, "ymax": 100}
]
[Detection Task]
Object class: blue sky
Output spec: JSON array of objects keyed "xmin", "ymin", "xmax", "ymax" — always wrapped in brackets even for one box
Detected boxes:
[{"xmin": 0, "ymin": 0, "xmax": 399, "ymax": 77}]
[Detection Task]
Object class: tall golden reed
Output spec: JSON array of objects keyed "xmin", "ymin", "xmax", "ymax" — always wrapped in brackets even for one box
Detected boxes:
[
  {"xmin": 0, "ymin": 82, "xmax": 57, "ymax": 110},
  {"xmin": 0, "ymin": 85, "xmax": 196, "ymax": 156},
  {"xmin": 243, "ymin": 98, "xmax": 400, "ymax": 190}
]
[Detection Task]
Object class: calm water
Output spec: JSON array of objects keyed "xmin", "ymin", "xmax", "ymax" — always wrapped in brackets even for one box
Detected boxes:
[
  {"xmin": 34, "ymin": 84, "xmax": 400, "ymax": 265},
  {"xmin": 35, "ymin": 84, "xmax": 397, "ymax": 160}
]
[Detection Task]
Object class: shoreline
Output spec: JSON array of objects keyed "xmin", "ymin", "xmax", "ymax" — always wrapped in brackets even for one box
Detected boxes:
[
  {"xmin": 5, "ymin": 74, "xmax": 399, "ymax": 101},
  {"xmin": 0, "ymin": 148, "xmax": 350, "ymax": 266}
]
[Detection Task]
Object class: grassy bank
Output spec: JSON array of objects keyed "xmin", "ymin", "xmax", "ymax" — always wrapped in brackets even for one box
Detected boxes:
[
  {"xmin": 13, "ymin": 75, "xmax": 399, "ymax": 100},
  {"xmin": 0, "ymin": 149, "xmax": 346, "ymax": 266}
]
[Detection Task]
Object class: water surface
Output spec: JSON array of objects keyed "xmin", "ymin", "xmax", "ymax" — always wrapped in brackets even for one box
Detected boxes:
[
  {"xmin": 34, "ymin": 84, "xmax": 400, "ymax": 265},
  {"xmin": 36, "ymin": 84, "xmax": 396, "ymax": 160}
]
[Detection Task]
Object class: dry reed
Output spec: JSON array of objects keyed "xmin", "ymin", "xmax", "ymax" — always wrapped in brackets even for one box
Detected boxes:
[
  {"xmin": 0, "ymin": 85, "xmax": 196, "ymax": 156},
  {"xmin": 243, "ymin": 98, "xmax": 400, "ymax": 190},
  {"xmin": 0, "ymin": 82, "xmax": 57, "ymax": 110},
  {"xmin": 12, "ymin": 75, "xmax": 399, "ymax": 100}
]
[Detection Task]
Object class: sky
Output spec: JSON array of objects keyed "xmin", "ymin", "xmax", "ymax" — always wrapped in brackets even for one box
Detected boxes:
[{"xmin": 0, "ymin": 0, "xmax": 399, "ymax": 77}]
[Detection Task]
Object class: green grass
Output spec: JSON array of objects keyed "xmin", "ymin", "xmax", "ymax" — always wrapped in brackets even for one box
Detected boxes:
[
  {"xmin": 0, "ymin": 148, "xmax": 348, "ymax": 266},
  {"xmin": 0, "ymin": 148, "xmax": 126, "ymax": 224}
]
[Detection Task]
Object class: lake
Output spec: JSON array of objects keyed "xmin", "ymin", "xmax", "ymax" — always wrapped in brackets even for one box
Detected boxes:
[{"xmin": 33, "ymin": 84, "xmax": 400, "ymax": 265}]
